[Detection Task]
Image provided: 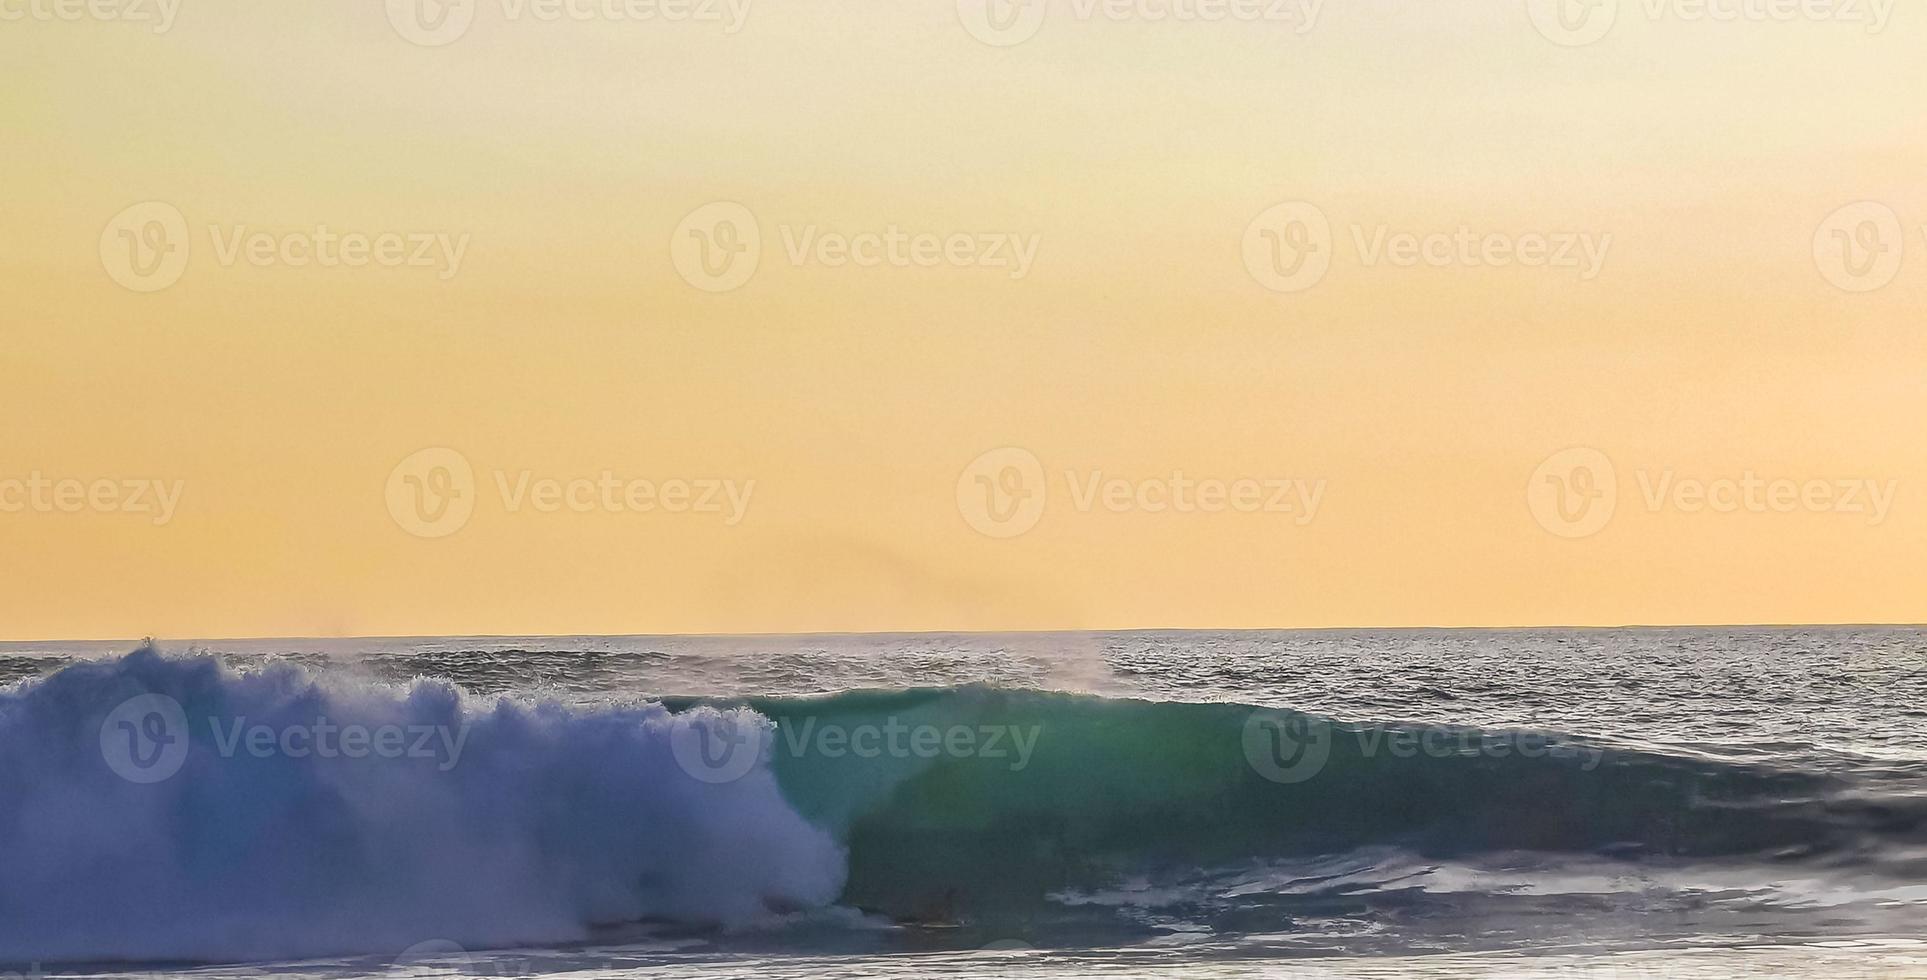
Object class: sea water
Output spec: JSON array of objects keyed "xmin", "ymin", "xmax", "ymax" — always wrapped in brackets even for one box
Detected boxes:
[{"xmin": 1, "ymin": 628, "xmax": 1923, "ymax": 977}]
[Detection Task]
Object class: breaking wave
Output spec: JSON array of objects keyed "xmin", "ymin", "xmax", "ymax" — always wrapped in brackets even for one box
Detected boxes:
[
  {"xmin": 726, "ymin": 686, "xmax": 1919, "ymax": 929},
  {"xmin": 3, "ymin": 652, "xmax": 1918, "ymax": 962},
  {"xmin": 0, "ymin": 648, "xmax": 844, "ymax": 963}
]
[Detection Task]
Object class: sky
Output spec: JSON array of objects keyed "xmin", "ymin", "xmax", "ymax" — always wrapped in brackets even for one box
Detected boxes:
[{"xmin": 3, "ymin": 0, "xmax": 1924, "ymax": 640}]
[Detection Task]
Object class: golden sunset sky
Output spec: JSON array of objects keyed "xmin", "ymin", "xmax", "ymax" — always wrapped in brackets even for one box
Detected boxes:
[{"xmin": 3, "ymin": 0, "xmax": 1923, "ymax": 639}]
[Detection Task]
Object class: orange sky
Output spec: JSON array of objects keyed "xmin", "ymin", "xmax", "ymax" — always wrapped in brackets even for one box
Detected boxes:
[{"xmin": 3, "ymin": 1, "xmax": 1924, "ymax": 639}]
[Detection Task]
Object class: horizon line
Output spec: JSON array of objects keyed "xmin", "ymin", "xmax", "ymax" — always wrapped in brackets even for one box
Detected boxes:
[{"xmin": 5, "ymin": 621, "xmax": 1925, "ymax": 646}]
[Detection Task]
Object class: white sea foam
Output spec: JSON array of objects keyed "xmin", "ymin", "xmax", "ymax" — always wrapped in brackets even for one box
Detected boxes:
[{"xmin": 0, "ymin": 648, "xmax": 845, "ymax": 963}]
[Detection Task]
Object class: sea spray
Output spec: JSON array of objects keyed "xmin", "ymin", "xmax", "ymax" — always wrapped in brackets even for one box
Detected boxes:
[{"xmin": 0, "ymin": 647, "xmax": 845, "ymax": 963}]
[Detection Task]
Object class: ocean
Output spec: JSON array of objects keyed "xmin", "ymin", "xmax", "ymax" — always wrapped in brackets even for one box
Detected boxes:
[{"xmin": 0, "ymin": 629, "xmax": 1923, "ymax": 978}]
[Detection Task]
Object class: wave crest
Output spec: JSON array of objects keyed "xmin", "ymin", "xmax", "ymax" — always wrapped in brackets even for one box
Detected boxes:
[{"xmin": 0, "ymin": 648, "xmax": 845, "ymax": 963}]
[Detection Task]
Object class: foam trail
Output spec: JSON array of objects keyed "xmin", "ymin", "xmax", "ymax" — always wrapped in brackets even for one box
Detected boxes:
[{"xmin": 0, "ymin": 647, "xmax": 845, "ymax": 964}]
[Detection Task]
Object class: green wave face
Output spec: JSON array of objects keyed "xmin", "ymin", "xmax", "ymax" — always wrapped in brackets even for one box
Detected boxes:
[{"xmin": 722, "ymin": 687, "xmax": 1871, "ymax": 927}]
